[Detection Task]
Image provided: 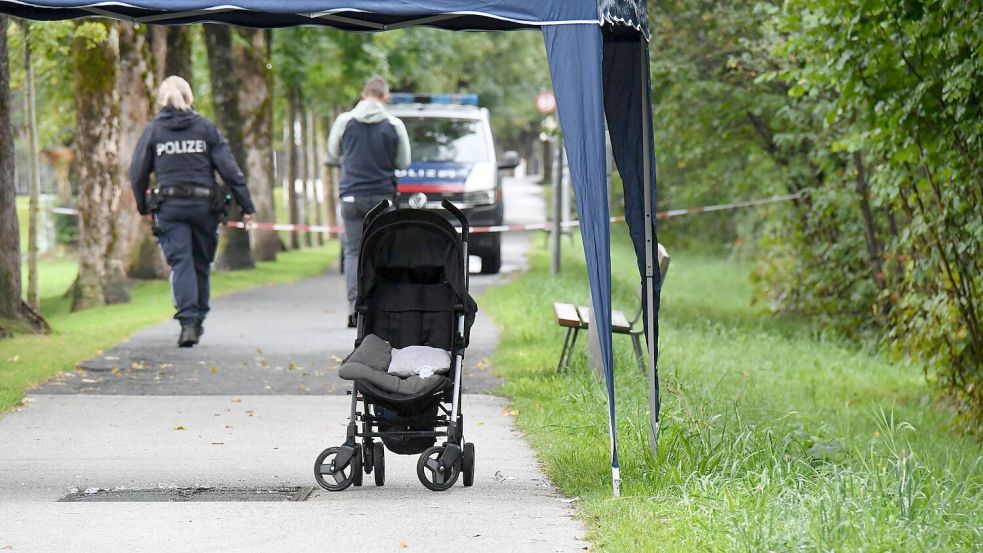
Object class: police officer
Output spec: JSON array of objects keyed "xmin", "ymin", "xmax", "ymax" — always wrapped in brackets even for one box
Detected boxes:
[
  {"xmin": 130, "ymin": 76, "xmax": 256, "ymax": 347},
  {"xmin": 327, "ymin": 77, "xmax": 411, "ymax": 327}
]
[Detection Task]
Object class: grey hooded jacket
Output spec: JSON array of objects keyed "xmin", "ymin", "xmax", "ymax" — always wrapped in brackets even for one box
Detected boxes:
[{"xmin": 326, "ymin": 100, "xmax": 411, "ymax": 197}]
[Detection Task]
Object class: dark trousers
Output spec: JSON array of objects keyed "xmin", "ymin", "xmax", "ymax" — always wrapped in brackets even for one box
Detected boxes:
[
  {"xmin": 341, "ymin": 194, "xmax": 393, "ymax": 313},
  {"xmin": 156, "ymin": 199, "xmax": 220, "ymax": 325}
]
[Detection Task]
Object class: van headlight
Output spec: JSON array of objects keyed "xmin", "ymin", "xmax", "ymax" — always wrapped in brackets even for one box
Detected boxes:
[{"xmin": 463, "ymin": 189, "xmax": 496, "ymax": 206}]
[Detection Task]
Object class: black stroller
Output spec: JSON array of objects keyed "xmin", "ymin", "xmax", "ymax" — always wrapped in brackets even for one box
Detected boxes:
[{"xmin": 315, "ymin": 200, "xmax": 478, "ymax": 492}]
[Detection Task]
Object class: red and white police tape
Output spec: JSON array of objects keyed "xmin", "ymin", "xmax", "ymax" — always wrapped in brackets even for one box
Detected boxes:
[{"xmin": 50, "ymin": 193, "xmax": 800, "ymax": 235}]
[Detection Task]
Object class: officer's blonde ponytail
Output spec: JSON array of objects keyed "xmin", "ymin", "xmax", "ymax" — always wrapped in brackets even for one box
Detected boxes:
[{"xmin": 157, "ymin": 75, "xmax": 194, "ymax": 111}]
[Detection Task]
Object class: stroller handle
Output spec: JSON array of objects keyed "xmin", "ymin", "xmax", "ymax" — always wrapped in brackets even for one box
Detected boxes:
[
  {"xmin": 363, "ymin": 199, "xmax": 391, "ymax": 230},
  {"xmin": 442, "ymin": 199, "xmax": 469, "ymax": 242}
]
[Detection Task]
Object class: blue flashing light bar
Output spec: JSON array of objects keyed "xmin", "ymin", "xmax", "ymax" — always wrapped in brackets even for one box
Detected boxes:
[{"xmin": 389, "ymin": 93, "xmax": 479, "ymax": 106}]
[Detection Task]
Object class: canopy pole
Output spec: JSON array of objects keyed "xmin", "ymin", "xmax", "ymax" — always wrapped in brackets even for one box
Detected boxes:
[{"xmin": 640, "ymin": 39, "xmax": 659, "ymax": 456}]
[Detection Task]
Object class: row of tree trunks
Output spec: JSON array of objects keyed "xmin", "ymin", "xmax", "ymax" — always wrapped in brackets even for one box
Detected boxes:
[
  {"xmin": 235, "ymin": 28, "xmax": 279, "ymax": 262},
  {"xmin": 72, "ymin": 20, "xmax": 130, "ymax": 311},
  {"xmin": 205, "ymin": 24, "xmax": 254, "ymax": 271},
  {"xmin": 283, "ymin": 89, "xmax": 334, "ymax": 250}
]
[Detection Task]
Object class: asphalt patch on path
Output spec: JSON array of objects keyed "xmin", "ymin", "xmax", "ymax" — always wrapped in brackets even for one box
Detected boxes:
[{"xmin": 60, "ymin": 486, "xmax": 313, "ymax": 502}]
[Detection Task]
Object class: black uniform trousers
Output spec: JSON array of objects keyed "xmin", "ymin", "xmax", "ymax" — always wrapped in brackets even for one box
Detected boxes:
[{"xmin": 156, "ymin": 199, "xmax": 220, "ymax": 325}]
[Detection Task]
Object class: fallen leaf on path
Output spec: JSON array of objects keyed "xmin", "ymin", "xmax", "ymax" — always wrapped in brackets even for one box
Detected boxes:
[
  {"xmin": 2, "ymin": 543, "xmax": 14, "ymax": 549},
  {"xmin": 174, "ymin": 425, "xmax": 186, "ymax": 431},
  {"xmin": 399, "ymin": 543, "xmax": 409, "ymax": 549},
  {"xmin": 256, "ymin": 348, "xmax": 264, "ymax": 355},
  {"xmin": 288, "ymin": 363, "xmax": 300, "ymax": 370},
  {"xmin": 494, "ymin": 470, "xmax": 514, "ymax": 483},
  {"xmin": 230, "ymin": 398, "xmax": 241, "ymax": 403},
  {"xmin": 160, "ymin": 363, "xmax": 173, "ymax": 369},
  {"xmin": 477, "ymin": 421, "xmax": 486, "ymax": 426},
  {"xmin": 210, "ymin": 367, "xmax": 219, "ymax": 374},
  {"xmin": 111, "ymin": 368, "xmax": 121, "ymax": 376},
  {"xmin": 501, "ymin": 408, "xmax": 518, "ymax": 417},
  {"xmin": 224, "ymin": 425, "xmax": 234, "ymax": 429},
  {"xmin": 131, "ymin": 362, "xmax": 146, "ymax": 369}
]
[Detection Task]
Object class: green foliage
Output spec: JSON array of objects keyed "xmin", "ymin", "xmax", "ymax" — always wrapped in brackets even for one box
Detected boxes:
[
  {"xmin": 483, "ymin": 233, "xmax": 983, "ymax": 550},
  {"xmin": 271, "ymin": 27, "xmax": 549, "ymax": 146},
  {"xmin": 775, "ymin": 0, "xmax": 983, "ymax": 426},
  {"xmin": 6, "ymin": 19, "xmax": 76, "ymax": 148},
  {"xmin": 651, "ymin": 0, "xmax": 983, "ymax": 424}
]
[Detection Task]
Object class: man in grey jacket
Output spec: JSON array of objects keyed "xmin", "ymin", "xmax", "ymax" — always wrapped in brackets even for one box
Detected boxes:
[{"xmin": 327, "ymin": 77, "xmax": 411, "ymax": 327}]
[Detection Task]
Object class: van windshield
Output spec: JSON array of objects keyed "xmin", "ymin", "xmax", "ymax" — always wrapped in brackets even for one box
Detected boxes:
[{"xmin": 401, "ymin": 117, "xmax": 489, "ymax": 164}]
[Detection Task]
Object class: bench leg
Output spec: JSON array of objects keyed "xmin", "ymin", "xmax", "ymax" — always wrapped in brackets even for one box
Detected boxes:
[
  {"xmin": 631, "ymin": 333, "xmax": 645, "ymax": 373},
  {"xmin": 557, "ymin": 327, "xmax": 575, "ymax": 373},
  {"xmin": 565, "ymin": 328, "xmax": 581, "ymax": 372}
]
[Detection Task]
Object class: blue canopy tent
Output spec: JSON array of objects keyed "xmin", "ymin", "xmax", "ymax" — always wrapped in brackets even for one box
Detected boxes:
[{"xmin": 0, "ymin": 0, "xmax": 662, "ymax": 495}]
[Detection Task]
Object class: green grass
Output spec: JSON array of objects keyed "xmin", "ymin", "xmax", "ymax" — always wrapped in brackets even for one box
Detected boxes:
[
  {"xmin": 482, "ymin": 230, "xmax": 983, "ymax": 551},
  {"xmin": 0, "ymin": 242, "xmax": 338, "ymax": 413}
]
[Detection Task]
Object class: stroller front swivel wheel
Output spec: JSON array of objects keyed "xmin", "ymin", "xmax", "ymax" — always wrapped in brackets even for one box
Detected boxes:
[
  {"xmin": 314, "ymin": 446, "xmax": 360, "ymax": 491},
  {"xmin": 417, "ymin": 445, "xmax": 461, "ymax": 491}
]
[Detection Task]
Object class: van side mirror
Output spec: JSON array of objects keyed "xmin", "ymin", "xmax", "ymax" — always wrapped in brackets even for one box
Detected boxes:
[{"xmin": 498, "ymin": 151, "xmax": 520, "ymax": 170}]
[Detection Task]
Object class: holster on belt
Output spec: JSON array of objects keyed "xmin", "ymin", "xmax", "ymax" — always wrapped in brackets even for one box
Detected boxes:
[
  {"xmin": 145, "ymin": 187, "xmax": 163, "ymax": 236},
  {"xmin": 210, "ymin": 184, "xmax": 233, "ymax": 224}
]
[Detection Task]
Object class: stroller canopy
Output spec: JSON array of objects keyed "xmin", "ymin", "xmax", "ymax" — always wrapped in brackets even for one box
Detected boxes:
[{"xmin": 0, "ymin": 0, "xmax": 661, "ymax": 496}]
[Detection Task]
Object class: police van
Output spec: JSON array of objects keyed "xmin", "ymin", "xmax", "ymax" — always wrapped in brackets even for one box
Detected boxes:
[{"xmin": 389, "ymin": 93, "xmax": 519, "ymax": 274}]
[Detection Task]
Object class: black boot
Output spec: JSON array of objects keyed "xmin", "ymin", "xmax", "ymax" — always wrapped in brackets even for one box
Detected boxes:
[
  {"xmin": 195, "ymin": 321, "xmax": 205, "ymax": 339},
  {"xmin": 178, "ymin": 324, "xmax": 198, "ymax": 348}
]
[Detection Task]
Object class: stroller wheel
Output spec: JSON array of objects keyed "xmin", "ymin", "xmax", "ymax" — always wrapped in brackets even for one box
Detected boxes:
[
  {"xmin": 462, "ymin": 442, "xmax": 475, "ymax": 487},
  {"xmin": 363, "ymin": 442, "xmax": 374, "ymax": 474},
  {"xmin": 373, "ymin": 442, "xmax": 385, "ymax": 486},
  {"xmin": 352, "ymin": 445, "xmax": 363, "ymax": 486},
  {"xmin": 314, "ymin": 446, "xmax": 358, "ymax": 491},
  {"xmin": 417, "ymin": 445, "xmax": 460, "ymax": 491}
]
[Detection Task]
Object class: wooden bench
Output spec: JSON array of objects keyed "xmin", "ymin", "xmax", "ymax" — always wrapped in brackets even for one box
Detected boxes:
[
  {"xmin": 552, "ymin": 243, "xmax": 670, "ymax": 374},
  {"xmin": 552, "ymin": 303, "xmax": 644, "ymax": 373}
]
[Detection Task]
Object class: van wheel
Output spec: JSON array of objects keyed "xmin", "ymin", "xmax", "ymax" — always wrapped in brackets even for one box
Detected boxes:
[{"xmin": 480, "ymin": 249, "xmax": 501, "ymax": 274}]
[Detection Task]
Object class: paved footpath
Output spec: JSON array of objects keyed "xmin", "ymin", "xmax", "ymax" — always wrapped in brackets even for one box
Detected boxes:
[{"xmin": 0, "ymin": 178, "xmax": 588, "ymax": 552}]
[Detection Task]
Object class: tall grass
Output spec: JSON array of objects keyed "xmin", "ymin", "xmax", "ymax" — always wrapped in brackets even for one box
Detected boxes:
[{"xmin": 482, "ymin": 229, "xmax": 983, "ymax": 551}]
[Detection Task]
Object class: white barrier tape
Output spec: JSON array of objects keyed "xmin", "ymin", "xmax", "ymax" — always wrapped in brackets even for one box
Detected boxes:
[{"xmin": 48, "ymin": 193, "xmax": 801, "ymax": 235}]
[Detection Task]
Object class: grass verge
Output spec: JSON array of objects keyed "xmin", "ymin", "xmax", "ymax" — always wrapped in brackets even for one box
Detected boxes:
[
  {"xmin": 0, "ymin": 242, "xmax": 338, "ymax": 413},
  {"xmin": 482, "ymin": 230, "xmax": 983, "ymax": 551}
]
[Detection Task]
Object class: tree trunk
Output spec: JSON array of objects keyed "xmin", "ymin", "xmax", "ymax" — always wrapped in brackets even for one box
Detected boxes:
[
  {"xmin": 164, "ymin": 25, "xmax": 193, "ymax": 86},
  {"xmin": 23, "ymin": 22, "xmax": 40, "ymax": 311},
  {"xmin": 309, "ymin": 108, "xmax": 325, "ymax": 246},
  {"xmin": 299, "ymin": 97, "xmax": 312, "ymax": 248},
  {"xmin": 147, "ymin": 25, "xmax": 168, "ymax": 85},
  {"xmin": 287, "ymin": 85, "xmax": 301, "ymax": 249},
  {"xmin": 321, "ymin": 114, "xmax": 337, "ymax": 228},
  {"xmin": 854, "ymin": 151, "xmax": 888, "ymax": 315},
  {"xmin": 235, "ymin": 28, "xmax": 277, "ymax": 261},
  {"xmin": 72, "ymin": 20, "xmax": 130, "ymax": 311},
  {"xmin": 118, "ymin": 21, "xmax": 168, "ymax": 280},
  {"xmin": 0, "ymin": 17, "xmax": 22, "ymax": 324},
  {"xmin": 205, "ymin": 24, "xmax": 254, "ymax": 271}
]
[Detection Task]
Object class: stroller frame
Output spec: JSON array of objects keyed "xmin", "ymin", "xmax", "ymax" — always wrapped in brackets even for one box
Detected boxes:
[{"xmin": 315, "ymin": 200, "xmax": 476, "ymax": 492}]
